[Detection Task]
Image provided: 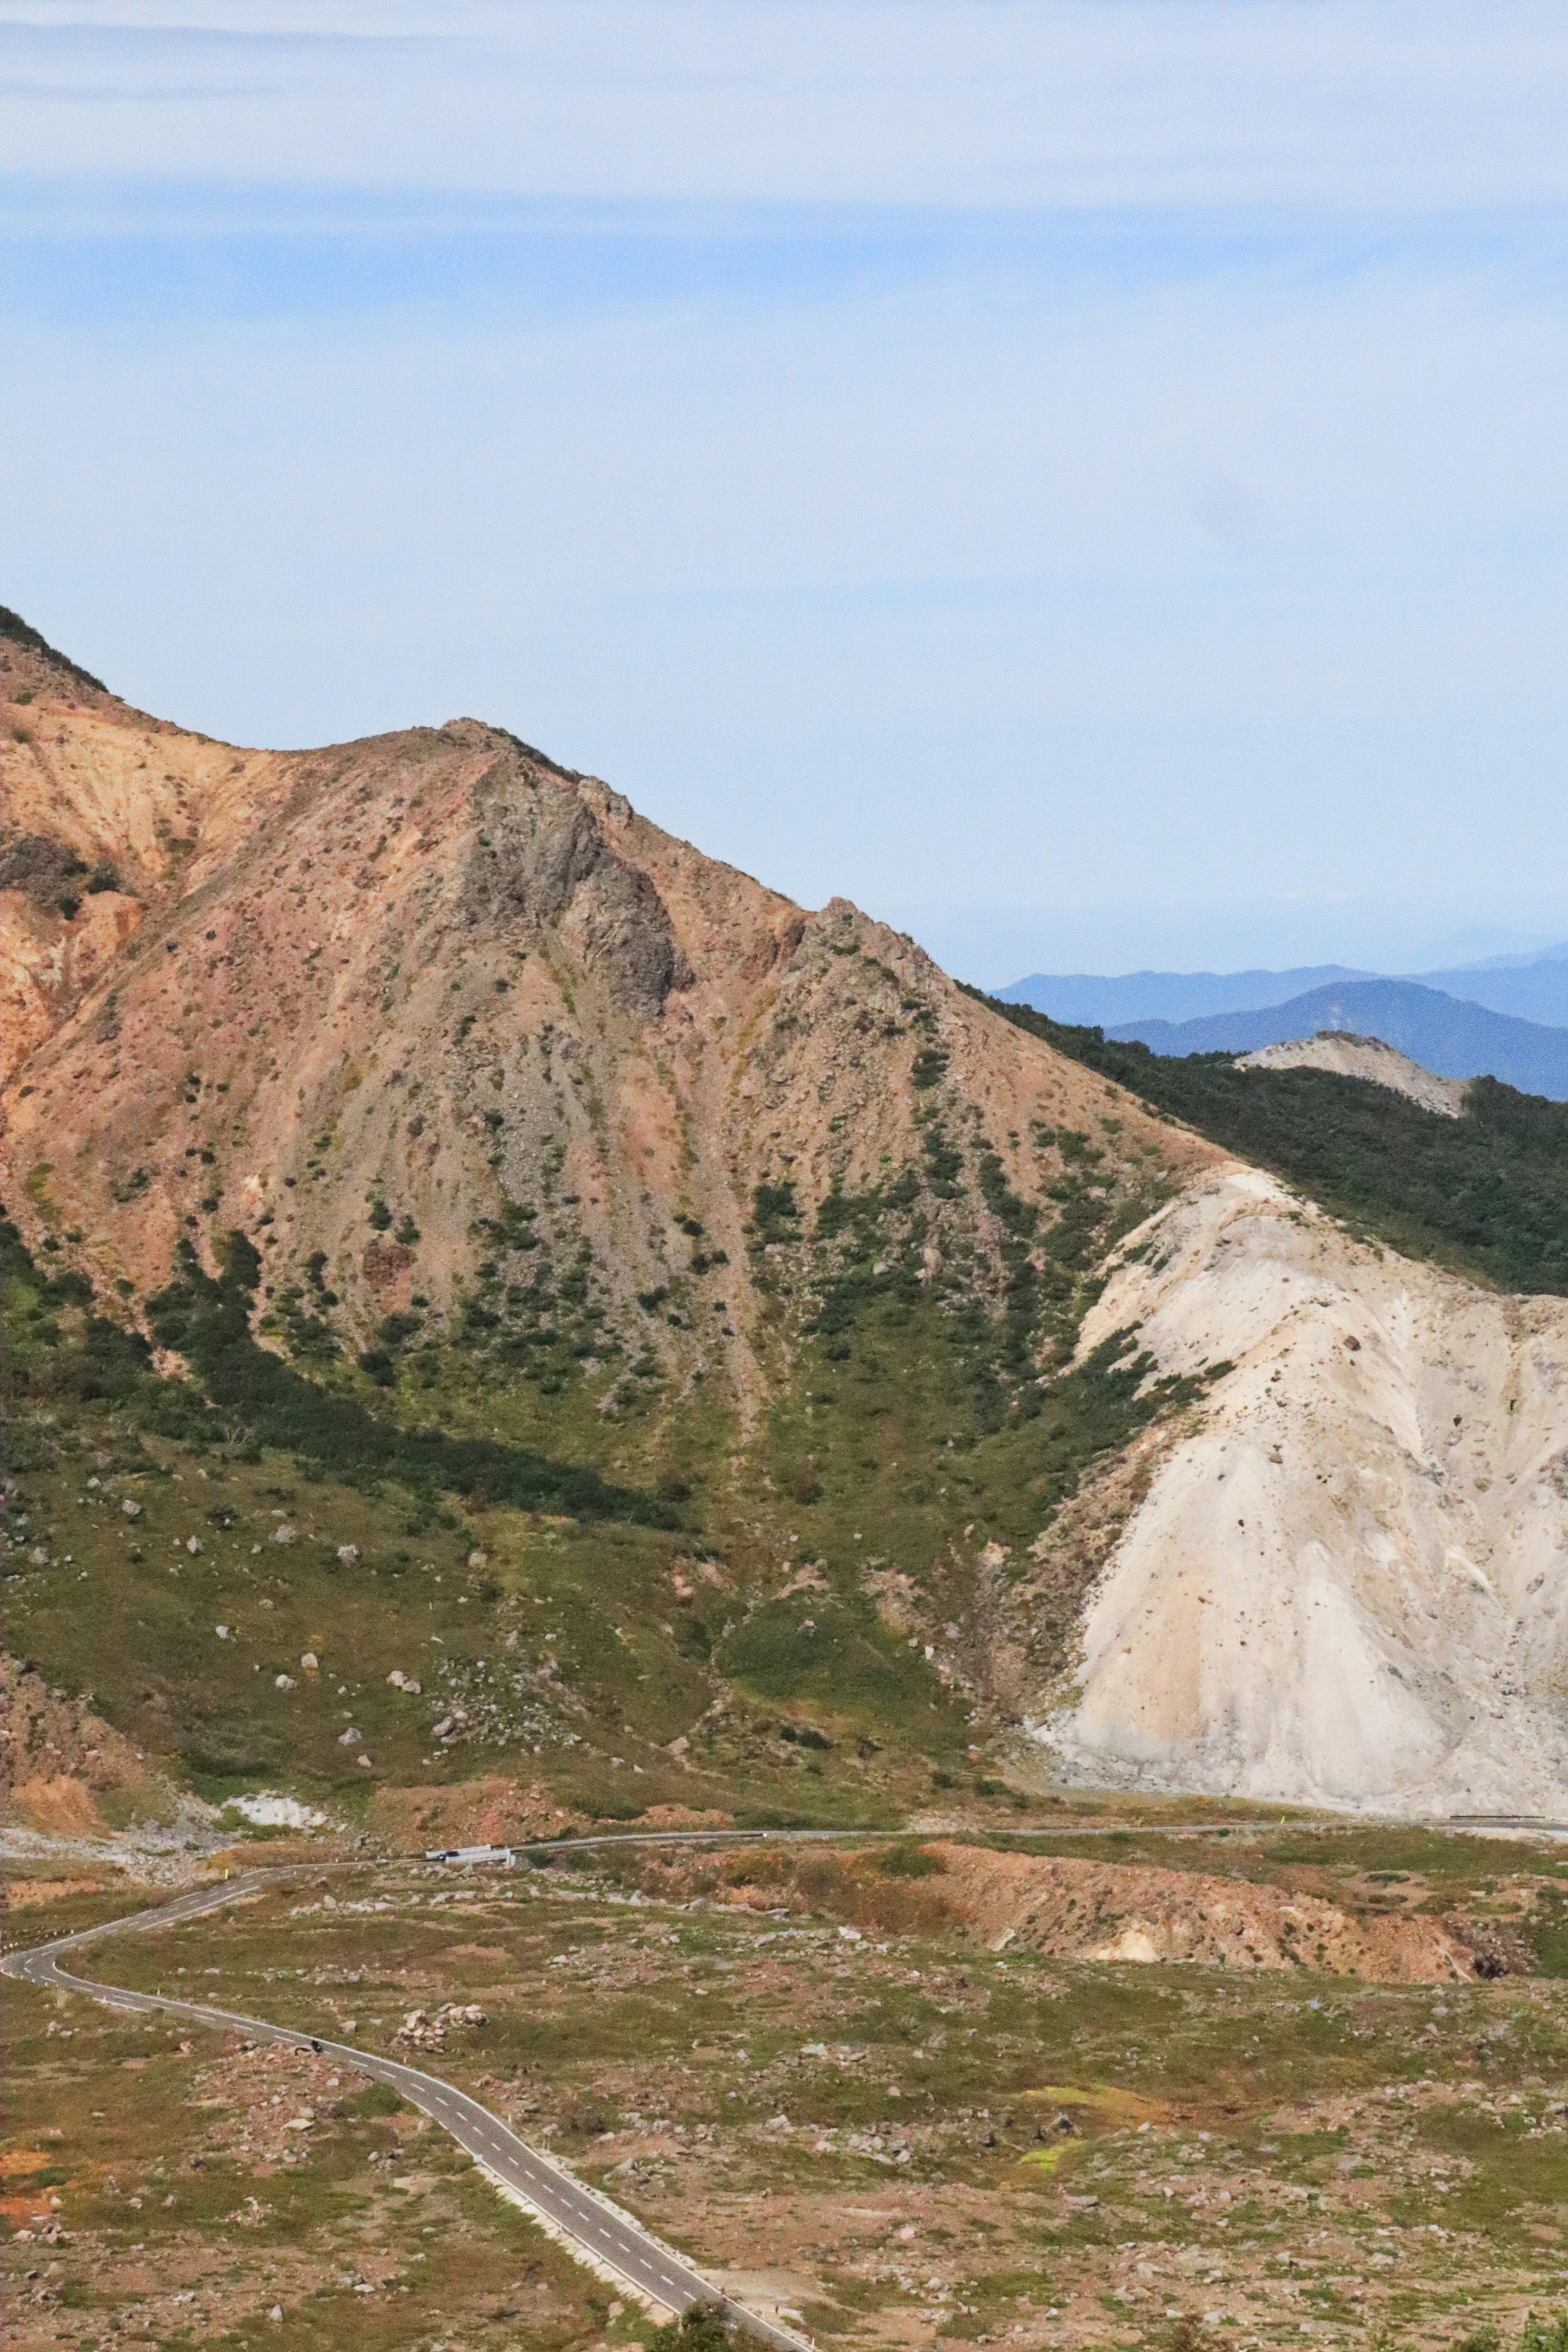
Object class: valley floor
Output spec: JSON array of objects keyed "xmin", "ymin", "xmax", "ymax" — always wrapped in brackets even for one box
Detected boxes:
[{"xmin": 4, "ymin": 1821, "xmax": 1568, "ymax": 2351}]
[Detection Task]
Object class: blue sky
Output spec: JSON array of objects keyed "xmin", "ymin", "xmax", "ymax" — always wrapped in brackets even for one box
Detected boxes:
[{"xmin": 4, "ymin": 2, "xmax": 1567, "ymax": 981}]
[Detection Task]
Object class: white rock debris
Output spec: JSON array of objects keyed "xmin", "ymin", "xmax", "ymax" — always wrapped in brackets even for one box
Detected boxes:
[{"xmin": 1034, "ymin": 1166, "xmax": 1568, "ymax": 1813}]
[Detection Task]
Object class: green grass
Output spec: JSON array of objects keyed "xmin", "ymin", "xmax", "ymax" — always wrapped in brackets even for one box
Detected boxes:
[
  {"xmin": 0, "ymin": 1419, "xmax": 723, "ymax": 1790},
  {"xmin": 20, "ymin": 1851, "xmax": 1566, "ymax": 2348},
  {"xmin": 719, "ymin": 1592, "xmax": 956, "ymax": 1729},
  {"xmin": 0, "ymin": 1937, "xmax": 629, "ymax": 2351}
]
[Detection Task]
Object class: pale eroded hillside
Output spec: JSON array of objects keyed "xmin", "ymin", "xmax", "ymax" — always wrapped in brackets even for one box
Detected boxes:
[
  {"xmin": 1035, "ymin": 1169, "xmax": 1568, "ymax": 1813},
  {"xmin": 1236, "ymin": 1033, "xmax": 1466, "ymax": 1116}
]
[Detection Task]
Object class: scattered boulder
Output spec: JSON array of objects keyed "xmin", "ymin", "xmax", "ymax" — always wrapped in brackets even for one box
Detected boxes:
[
  {"xmin": 394, "ymin": 2002, "xmax": 481, "ymax": 2047},
  {"xmin": 336, "ymin": 1544, "xmax": 359, "ymax": 1566},
  {"xmin": 272, "ymin": 1523, "xmax": 296, "ymax": 1546},
  {"xmin": 120, "ymin": 1499, "xmax": 141, "ymax": 1520},
  {"xmin": 274, "ymin": 1674, "xmax": 296, "ymax": 1693}
]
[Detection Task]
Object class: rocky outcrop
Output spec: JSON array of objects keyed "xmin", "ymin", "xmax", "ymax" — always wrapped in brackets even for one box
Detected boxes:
[{"xmin": 462, "ymin": 742, "xmax": 691, "ymax": 1017}]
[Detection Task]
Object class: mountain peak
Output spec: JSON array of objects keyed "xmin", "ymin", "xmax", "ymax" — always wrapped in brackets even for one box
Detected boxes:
[
  {"xmin": 0, "ymin": 603, "xmax": 114, "ymax": 700},
  {"xmin": 1235, "ymin": 1029, "xmax": 1466, "ymax": 1116}
]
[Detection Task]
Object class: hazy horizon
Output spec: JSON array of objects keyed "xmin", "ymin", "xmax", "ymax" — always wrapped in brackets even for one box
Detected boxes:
[{"xmin": 880, "ymin": 900, "xmax": 1568, "ymax": 993}]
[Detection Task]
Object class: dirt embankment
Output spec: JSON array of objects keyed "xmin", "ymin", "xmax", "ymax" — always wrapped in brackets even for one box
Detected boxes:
[
  {"xmin": 929, "ymin": 1841, "xmax": 1472, "ymax": 1982},
  {"xmin": 644, "ymin": 1837, "xmax": 1479, "ymax": 1984},
  {"xmin": 0, "ymin": 1653, "xmax": 156, "ymax": 1835},
  {"xmin": 366, "ymin": 1774, "xmax": 584, "ymax": 1852}
]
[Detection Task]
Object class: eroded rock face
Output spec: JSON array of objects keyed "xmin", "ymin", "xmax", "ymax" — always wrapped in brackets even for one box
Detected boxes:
[
  {"xmin": 462, "ymin": 748, "xmax": 690, "ymax": 1018},
  {"xmin": 1033, "ymin": 1168, "xmax": 1568, "ymax": 1814}
]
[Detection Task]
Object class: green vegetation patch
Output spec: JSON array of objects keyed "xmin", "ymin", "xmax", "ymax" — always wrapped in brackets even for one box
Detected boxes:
[
  {"xmin": 146, "ymin": 1232, "xmax": 673, "ymax": 1525},
  {"xmin": 720, "ymin": 1593, "xmax": 949, "ymax": 1733},
  {"xmin": 977, "ymin": 992, "xmax": 1568, "ymax": 1295},
  {"xmin": 0, "ymin": 600, "xmax": 111, "ymax": 693}
]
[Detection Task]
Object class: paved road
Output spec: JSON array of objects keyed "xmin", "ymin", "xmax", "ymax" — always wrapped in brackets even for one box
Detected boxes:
[
  {"xmin": 1, "ymin": 1875, "xmax": 808, "ymax": 2351},
  {"xmin": 505, "ymin": 1814, "xmax": 1568, "ymax": 1858},
  {"xmin": 11, "ymin": 1812, "xmax": 1563, "ymax": 2337}
]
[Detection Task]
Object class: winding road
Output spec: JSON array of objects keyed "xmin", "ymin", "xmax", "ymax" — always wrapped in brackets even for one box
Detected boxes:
[
  {"xmin": 11, "ymin": 1812, "xmax": 1559, "ymax": 2338},
  {"xmin": 1, "ymin": 1871, "xmax": 809, "ymax": 2350}
]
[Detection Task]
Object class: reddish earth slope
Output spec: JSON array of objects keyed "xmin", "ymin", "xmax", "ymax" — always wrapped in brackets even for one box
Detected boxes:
[{"xmin": 1, "ymin": 616, "xmax": 1214, "ymax": 1383}]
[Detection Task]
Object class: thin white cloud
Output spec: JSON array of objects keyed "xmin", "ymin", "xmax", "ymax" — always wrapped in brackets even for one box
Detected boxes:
[
  {"xmin": 3, "ymin": 2, "xmax": 1568, "ymax": 207},
  {"xmin": 5, "ymin": 2, "xmax": 1565, "ymax": 960},
  {"xmin": 7, "ymin": 245, "xmax": 1564, "ymax": 924}
]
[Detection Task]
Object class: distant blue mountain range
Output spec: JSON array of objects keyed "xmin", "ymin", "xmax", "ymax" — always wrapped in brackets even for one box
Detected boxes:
[
  {"xmin": 1100, "ymin": 979, "xmax": 1568, "ymax": 1101},
  {"xmin": 997, "ymin": 964, "xmax": 1372, "ymax": 1026},
  {"xmin": 999, "ymin": 944, "xmax": 1568, "ymax": 1032}
]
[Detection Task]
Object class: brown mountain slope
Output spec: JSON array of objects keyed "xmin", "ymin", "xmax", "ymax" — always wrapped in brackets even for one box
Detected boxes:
[
  {"xmin": 2, "ymin": 610, "xmax": 1240, "ymax": 1818},
  {"xmin": 0, "ymin": 616, "xmax": 288, "ymax": 1074},
  {"xmin": 8, "ymin": 615, "xmax": 1565, "ymax": 1823},
  {"xmin": 2, "ymin": 618, "xmax": 1216, "ymax": 1417}
]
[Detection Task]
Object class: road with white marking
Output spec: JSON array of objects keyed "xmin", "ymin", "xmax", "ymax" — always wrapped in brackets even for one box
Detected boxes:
[
  {"xmin": 1, "ymin": 1873, "xmax": 808, "ymax": 2350},
  {"xmin": 10, "ymin": 1813, "xmax": 1557, "ymax": 2336}
]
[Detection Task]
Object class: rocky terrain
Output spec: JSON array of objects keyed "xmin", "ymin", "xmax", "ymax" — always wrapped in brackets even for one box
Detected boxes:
[
  {"xmin": 0, "ymin": 1656, "xmax": 160, "ymax": 1838},
  {"xmin": 1236, "ymin": 1034, "xmax": 1466, "ymax": 1118},
  {"xmin": 0, "ymin": 613, "xmax": 1207, "ymax": 1393},
  {"xmin": 9, "ymin": 1836, "xmax": 1566, "ymax": 2352},
  {"xmin": 1036, "ymin": 1169, "xmax": 1568, "ymax": 1813},
  {"xmin": 4, "ymin": 606, "xmax": 1568, "ymax": 1822}
]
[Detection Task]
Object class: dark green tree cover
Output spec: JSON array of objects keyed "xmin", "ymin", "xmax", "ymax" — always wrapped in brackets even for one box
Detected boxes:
[
  {"xmin": 972, "ymin": 991, "xmax": 1568, "ymax": 1297},
  {"xmin": 1, "ymin": 1213, "xmax": 222, "ymax": 1446},
  {"xmin": 147, "ymin": 1233, "xmax": 674, "ymax": 1520},
  {"xmin": 648, "ymin": 2305, "xmax": 740, "ymax": 2352},
  {"xmin": 1, "ymin": 1213, "xmax": 672, "ymax": 1526}
]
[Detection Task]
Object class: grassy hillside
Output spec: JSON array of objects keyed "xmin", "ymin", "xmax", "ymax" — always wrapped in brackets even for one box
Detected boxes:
[
  {"xmin": 975, "ymin": 993, "xmax": 1568, "ymax": 1297},
  {"xmin": 0, "ymin": 1051, "xmax": 1229, "ymax": 1817}
]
